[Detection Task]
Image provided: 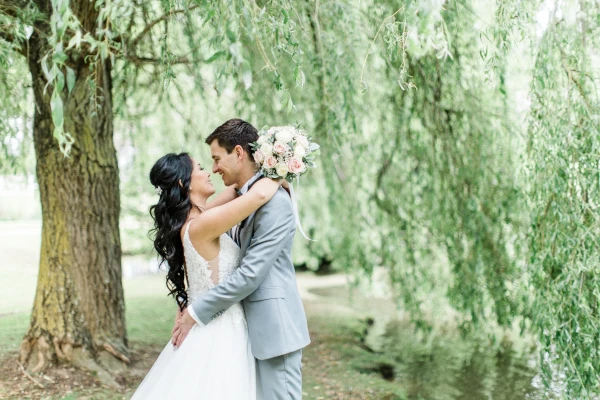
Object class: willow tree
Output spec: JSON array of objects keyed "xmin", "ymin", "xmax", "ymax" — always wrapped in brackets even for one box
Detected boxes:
[
  {"xmin": 0, "ymin": 0, "xmax": 304, "ymax": 378},
  {"xmin": 310, "ymin": 0, "xmax": 530, "ymax": 332},
  {"xmin": 527, "ymin": 0, "xmax": 600, "ymax": 396}
]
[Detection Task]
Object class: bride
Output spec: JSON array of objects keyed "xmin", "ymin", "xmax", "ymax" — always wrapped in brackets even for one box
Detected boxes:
[{"xmin": 131, "ymin": 152, "xmax": 282, "ymax": 399}]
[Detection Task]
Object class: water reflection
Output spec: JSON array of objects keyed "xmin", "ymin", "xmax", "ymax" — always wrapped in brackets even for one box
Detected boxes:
[
  {"xmin": 310, "ymin": 285, "xmax": 557, "ymax": 400},
  {"xmin": 381, "ymin": 320, "xmax": 543, "ymax": 399}
]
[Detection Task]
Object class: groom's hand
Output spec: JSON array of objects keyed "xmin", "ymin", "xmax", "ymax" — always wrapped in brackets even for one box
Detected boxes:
[{"xmin": 171, "ymin": 307, "xmax": 195, "ymax": 348}]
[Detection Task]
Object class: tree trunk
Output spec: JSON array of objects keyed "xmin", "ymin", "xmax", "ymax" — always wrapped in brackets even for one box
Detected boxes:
[{"xmin": 19, "ymin": 31, "xmax": 127, "ymax": 385}]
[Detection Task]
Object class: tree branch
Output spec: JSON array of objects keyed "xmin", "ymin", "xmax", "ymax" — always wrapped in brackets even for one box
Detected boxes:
[
  {"xmin": 0, "ymin": 0, "xmax": 42, "ymax": 19},
  {"xmin": 559, "ymin": 47, "xmax": 594, "ymax": 116},
  {"xmin": 129, "ymin": 5, "xmax": 198, "ymax": 49},
  {"xmin": 124, "ymin": 53, "xmax": 190, "ymax": 66}
]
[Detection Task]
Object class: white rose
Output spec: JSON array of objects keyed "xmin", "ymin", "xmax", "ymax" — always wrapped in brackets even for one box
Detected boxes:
[
  {"xmin": 260, "ymin": 143, "xmax": 273, "ymax": 157},
  {"xmin": 296, "ymin": 135, "xmax": 309, "ymax": 149},
  {"xmin": 266, "ymin": 127, "xmax": 277, "ymax": 138},
  {"xmin": 293, "ymin": 145, "xmax": 306, "ymax": 158},
  {"xmin": 275, "ymin": 127, "xmax": 294, "ymax": 143},
  {"xmin": 275, "ymin": 162, "xmax": 289, "ymax": 178},
  {"xmin": 257, "ymin": 135, "xmax": 268, "ymax": 145}
]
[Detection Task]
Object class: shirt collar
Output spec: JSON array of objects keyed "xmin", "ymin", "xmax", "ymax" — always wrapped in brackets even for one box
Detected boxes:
[{"xmin": 238, "ymin": 172, "xmax": 263, "ymax": 195}]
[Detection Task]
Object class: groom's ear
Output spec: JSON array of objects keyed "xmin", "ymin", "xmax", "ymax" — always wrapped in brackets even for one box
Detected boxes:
[{"xmin": 234, "ymin": 145, "xmax": 245, "ymax": 162}]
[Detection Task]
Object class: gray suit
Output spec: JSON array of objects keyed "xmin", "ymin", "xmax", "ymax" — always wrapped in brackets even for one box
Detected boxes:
[{"xmin": 191, "ymin": 175, "xmax": 310, "ymax": 399}]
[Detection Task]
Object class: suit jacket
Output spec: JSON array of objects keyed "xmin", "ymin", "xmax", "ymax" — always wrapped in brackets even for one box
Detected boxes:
[{"xmin": 191, "ymin": 177, "xmax": 310, "ymax": 360}]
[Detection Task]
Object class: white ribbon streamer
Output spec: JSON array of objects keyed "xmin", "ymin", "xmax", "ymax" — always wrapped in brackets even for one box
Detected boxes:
[{"xmin": 288, "ymin": 180, "xmax": 315, "ymax": 241}]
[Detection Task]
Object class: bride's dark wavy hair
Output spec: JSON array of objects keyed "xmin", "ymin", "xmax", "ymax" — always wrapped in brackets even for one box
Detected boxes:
[{"xmin": 149, "ymin": 152, "xmax": 193, "ymax": 310}]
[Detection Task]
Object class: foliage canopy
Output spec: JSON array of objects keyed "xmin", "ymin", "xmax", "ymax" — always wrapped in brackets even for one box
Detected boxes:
[{"xmin": 1, "ymin": 0, "xmax": 599, "ymax": 397}]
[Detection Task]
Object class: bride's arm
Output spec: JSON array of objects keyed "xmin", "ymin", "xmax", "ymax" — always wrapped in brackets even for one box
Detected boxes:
[
  {"xmin": 188, "ymin": 178, "xmax": 282, "ymax": 241},
  {"xmin": 205, "ymin": 186, "xmax": 238, "ymax": 210}
]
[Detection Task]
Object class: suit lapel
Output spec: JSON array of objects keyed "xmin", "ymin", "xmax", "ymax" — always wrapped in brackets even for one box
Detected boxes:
[{"xmin": 235, "ymin": 174, "xmax": 264, "ymax": 247}]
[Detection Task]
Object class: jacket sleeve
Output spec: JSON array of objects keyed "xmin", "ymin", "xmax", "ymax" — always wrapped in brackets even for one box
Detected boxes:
[{"xmin": 190, "ymin": 189, "xmax": 294, "ymax": 324}]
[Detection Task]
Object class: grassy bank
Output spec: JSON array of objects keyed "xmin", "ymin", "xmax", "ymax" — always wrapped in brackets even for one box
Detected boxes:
[{"xmin": 0, "ymin": 274, "xmax": 405, "ymax": 400}]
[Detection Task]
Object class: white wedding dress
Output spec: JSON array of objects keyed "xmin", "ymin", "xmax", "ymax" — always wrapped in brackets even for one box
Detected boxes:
[{"xmin": 131, "ymin": 221, "xmax": 260, "ymax": 399}]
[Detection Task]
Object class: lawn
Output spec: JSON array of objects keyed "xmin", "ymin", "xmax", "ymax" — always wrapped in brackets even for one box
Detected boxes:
[{"xmin": 0, "ymin": 270, "xmax": 406, "ymax": 400}]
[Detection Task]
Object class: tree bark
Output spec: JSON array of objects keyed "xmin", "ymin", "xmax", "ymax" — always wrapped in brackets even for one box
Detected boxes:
[{"xmin": 19, "ymin": 31, "xmax": 127, "ymax": 385}]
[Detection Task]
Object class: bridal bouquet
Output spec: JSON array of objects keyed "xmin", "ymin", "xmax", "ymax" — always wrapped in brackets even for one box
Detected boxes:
[{"xmin": 250, "ymin": 125, "xmax": 319, "ymax": 182}]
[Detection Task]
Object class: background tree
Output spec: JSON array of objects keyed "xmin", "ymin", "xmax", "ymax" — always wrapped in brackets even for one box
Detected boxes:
[
  {"xmin": 526, "ymin": 0, "xmax": 600, "ymax": 396},
  {"xmin": 2, "ymin": 0, "xmax": 600, "ymax": 397}
]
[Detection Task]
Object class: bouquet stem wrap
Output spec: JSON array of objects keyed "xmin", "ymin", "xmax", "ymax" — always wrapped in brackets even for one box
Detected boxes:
[{"xmin": 288, "ymin": 181, "xmax": 314, "ymax": 241}]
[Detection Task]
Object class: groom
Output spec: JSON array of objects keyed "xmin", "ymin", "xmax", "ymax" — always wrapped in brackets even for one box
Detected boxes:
[{"xmin": 172, "ymin": 118, "xmax": 310, "ymax": 399}]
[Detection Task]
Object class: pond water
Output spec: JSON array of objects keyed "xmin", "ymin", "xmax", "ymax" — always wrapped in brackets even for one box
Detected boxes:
[
  {"xmin": 310, "ymin": 285, "xmax": 558, "ymax": 400},
  {"xmin": 383, "ymin": 320, "xmax": 547, "ymax": 400}
]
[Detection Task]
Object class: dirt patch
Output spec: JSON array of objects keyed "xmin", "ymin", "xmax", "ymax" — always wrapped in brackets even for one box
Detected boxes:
[{"xmin": 0, "ymin": 344, "xmax": 163, "ymax": 399}]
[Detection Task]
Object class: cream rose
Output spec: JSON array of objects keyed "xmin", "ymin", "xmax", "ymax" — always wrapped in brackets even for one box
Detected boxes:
[
  {"xmin": 273, "ymin": 141, "xmax": 289, "ymax": 155},
  {"xmin": 276, "ymin": 162, "xmax": 289, "ymax": 178},
  {"xmin": 260, "ymin": 143, "xmax": 273, "ymax": 157},
  {"xmin": 257, "ymin": 135, "xmax": 268, "ymax": 145},
  {"xmin": 264, "ymin": 156, "xmax": 277, "ymax": 169},
  {"xmin": 293, "ymin": 145, "xmax": 307, "ymax": 158},
  {"xmin": 296, "ymin": 135, "xmax": 309, "ymax": 149},
  {"xmin": 288, "ymin": 156, "xmax": 306, "ymax": 174},
  {"xmin": 275, "ymin": 127, "xmax": 294, "ymax": 143},
  {"xmin": 254, "ymin": 149, "xmax": 265, "ymax": 164}
]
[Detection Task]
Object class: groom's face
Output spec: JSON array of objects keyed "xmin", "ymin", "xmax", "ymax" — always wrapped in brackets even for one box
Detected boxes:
[{"xmin": 210, "ymin": 140, "xmax": 240, "ymax": 186}]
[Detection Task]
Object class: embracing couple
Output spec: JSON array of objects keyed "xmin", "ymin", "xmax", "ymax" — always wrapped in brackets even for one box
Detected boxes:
[{"xmin": 131, "ymin": 119, "xmax": 310, "ymax": 399}]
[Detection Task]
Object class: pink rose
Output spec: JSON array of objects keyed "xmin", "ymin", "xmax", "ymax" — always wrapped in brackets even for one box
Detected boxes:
[
  {"xmin": 264, "ymin": 156, "xmax": 277, "ymax": 169},
  {"xmin": 273, "ymin": 141, "xmax": 289, "ymax": 155},
  {"xmin": 288, "ymin": 156, "xmax": 306, "ymax": 174},
  {"xmin": 254, "ymin": 149, "xmax": 265, "ymax": 164}
]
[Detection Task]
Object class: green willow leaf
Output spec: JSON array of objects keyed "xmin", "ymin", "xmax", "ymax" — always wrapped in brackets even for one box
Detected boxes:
[{"xmin": 66, "ymin": 66, "xmax": 75, "ymax": 94}]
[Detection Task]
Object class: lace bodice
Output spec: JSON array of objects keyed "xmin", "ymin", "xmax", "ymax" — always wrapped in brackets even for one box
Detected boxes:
[{"xmin": 183, "ymin": 221, "xmax": 241, "ymax": 302}]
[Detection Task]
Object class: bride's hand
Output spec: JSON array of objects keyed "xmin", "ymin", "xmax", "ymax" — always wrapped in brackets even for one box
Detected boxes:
[
  {"xmin": 174, "ymin": 308, "xmax": 184, "ymax": 325},
  {"xmin": 170, "ymin": 308, "xmax": 184, "ymax": 343},
  {"xmin": 171, "ymin": 307, "xmax": 196, "ymax": 348}
]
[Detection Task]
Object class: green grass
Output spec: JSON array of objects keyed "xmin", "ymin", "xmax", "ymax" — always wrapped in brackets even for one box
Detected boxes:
[
  {"xmin": 302, "ymin": 310, "xmax": 407, "ymax": 400},
  {"xmin": 0, "ymin": 313, "xmax": 30, "ymax": 358},
  {"xmin": 0, "ymin": 276, "xmax": 176, "ymax": 352},
  {"xmin": 125, "ymin": 296, "xmax": 175, "ymax": 346},
  {"xmin": 0, "ymin": 276, "xmax": 408, "ymax": 400}
]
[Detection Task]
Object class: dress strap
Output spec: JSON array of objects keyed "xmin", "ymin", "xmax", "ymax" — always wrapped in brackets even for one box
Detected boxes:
[{"xmin": 185, "ymin": 218, "xmax": 194, "ymax": 236}]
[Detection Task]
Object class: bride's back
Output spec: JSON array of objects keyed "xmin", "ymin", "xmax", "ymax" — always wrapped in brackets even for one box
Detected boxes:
[{"xmin": 181, "ymin": 219, "xmax": 240, "ymax": 302}]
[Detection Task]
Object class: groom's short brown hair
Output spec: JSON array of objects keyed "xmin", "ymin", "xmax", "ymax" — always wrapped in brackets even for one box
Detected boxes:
[{"xmin": 205, "ymin": 119, "xmax": 259, "ymax": 159}]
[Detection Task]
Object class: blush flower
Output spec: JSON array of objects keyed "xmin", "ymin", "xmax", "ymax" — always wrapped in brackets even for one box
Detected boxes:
[
  {"xmin": 288, "ymin": 157, "xmax": 306, "ymax": 174},
  {"xmin": 273, "ymin": 141, "xmax": 289, "ymax": 155},
  {"xmin": 264, "ymin": 156, "xmax": 277, "ymax": 169},
  {"xmin": 254, "ymin": 149, "xmax": 265, "ymax": 164}
]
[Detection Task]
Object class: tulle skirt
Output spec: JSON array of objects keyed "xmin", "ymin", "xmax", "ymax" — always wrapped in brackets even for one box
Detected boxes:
[{"xmin": 130, "ymin": 304, "xmax": 260, "ymax": 399}]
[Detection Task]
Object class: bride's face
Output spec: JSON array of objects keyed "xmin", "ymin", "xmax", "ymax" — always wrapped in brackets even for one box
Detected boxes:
[{"xmin": 189, "ymin": 158, "xmax": 215, "ymax": 198}]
